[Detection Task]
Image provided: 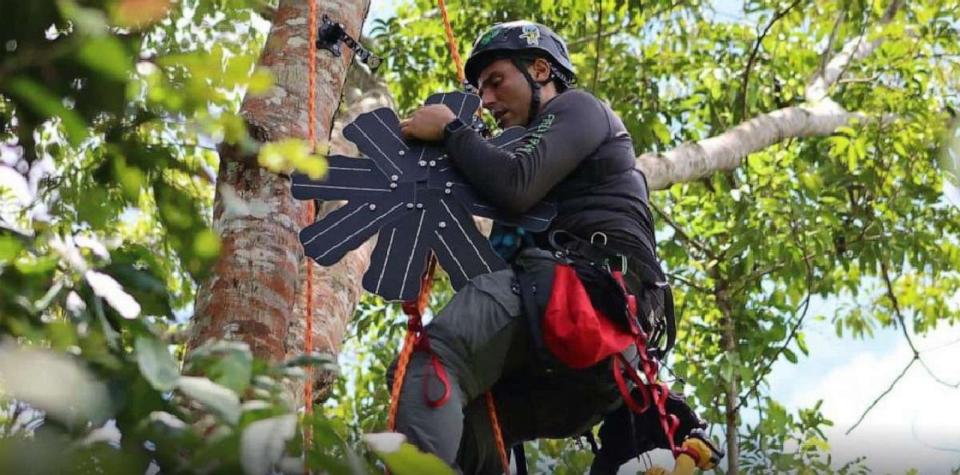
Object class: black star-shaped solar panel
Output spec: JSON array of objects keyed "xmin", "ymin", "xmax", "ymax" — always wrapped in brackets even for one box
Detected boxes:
[{"xmin": 292, "ymin": 91, "xmax": 556, "ymax": 301}]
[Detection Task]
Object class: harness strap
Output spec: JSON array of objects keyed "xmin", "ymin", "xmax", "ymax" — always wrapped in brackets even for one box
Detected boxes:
[
  {"xmin": 513, "ymin": 444, "xmax": 528, "ymax": 475},
  {"xmin": 512, "ymin": 56, "xmax": 544, "ymax": 125}
]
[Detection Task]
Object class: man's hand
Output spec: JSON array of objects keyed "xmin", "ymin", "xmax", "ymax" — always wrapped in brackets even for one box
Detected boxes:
[{"xmin": 399, "ymin": 104, "xmax": 457, "ymax": 142}]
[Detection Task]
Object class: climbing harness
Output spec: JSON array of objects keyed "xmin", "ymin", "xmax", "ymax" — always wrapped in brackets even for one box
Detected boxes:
[{"xmin": 543, "ymin": 231, "xmax": 722, "ymax": 472}]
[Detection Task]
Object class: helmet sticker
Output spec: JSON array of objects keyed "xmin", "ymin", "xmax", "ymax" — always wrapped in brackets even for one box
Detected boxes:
[
  {"xmin": 519, "ymin": 24, "xmax": 541, "ymax": 46},
  {"xmin": 477, "ymin": 27, "xmax": 500, "ymax": 48}
]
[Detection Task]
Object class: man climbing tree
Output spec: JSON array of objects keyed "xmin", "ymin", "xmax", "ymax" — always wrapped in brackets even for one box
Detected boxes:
[{"xmin": 394, "ymin": 21, "xmax": 711, "ymax": 474}]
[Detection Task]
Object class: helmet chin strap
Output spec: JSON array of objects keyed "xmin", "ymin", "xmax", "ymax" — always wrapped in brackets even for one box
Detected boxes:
[{"xmin": 511, "ymin": 57, "xmax": 551, "ymax": 126}]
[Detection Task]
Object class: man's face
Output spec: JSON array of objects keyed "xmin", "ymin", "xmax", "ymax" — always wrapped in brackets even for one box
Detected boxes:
[{"xmin": 477, "ymin": 58, "xmax": 534, "ymax": 128}]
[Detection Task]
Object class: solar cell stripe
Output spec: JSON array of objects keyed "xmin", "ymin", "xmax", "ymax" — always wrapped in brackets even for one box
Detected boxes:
[
  {"xmin": 375, "ymin": 227, "xmax": 397, "ymax": 294},
  {"xmin": 440, "ymin": 198, "xmax": 491, "ymax": 273},
  {"xmin": 372, "ymin": 110, "xmax": 410, "ymax": 151},
  {"xmin": 317, "ymin": 202, "xmax": 406, "ymax": 259},
  {"xmin": 349, "ymin": 124, "xmax": 402, "ymax": 174},
  {"xmin": 302, "ymin": 202, "xmax": 368, "ymax": 246},
  {"xmin": 293, "ymin": 184, "xmax": 391, "ymax": 192},
  {"xmin": 398, "ymin": 211, "xmax": 427, "ymax": 298},
  {"xmin": 434, "ymin": 230, "xmax": 468, "ymax": 281}
]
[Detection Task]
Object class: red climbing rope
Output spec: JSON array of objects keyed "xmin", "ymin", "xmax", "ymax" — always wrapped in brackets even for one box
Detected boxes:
[
  {"xmin": 387, "ymin": 255, "xmax": 439, "ymax": 430},
  {"xmin": 608, "ymin": 271, "xmax": 702, "ymax": 466}
]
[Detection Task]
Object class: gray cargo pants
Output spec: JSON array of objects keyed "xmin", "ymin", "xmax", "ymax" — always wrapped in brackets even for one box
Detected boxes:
[{"xmin": 389, "ymin": 248, "xmax": 626, "ymax": 474}]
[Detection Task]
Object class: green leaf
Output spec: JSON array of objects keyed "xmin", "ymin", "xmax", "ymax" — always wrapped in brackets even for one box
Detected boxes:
[
  {"xmin": 176, "ymin": 376, "xmax": 241, "ymax": 425},
  {"xmin": 241, "ymin": 415, "xmax": 298, "ymax": 475},
  {"xmin": 14, "ymin": 255, "xmax": 58, "ymax": 275},
  {"xmin": 5, "ymin": 77, "xmax": 89, "ymax": 144},
  {"xmin": 366, "ymin": 436, "xmax": 454, "ymax": 475},
  {"xmin": 135, "ymin": 335, "xmax": 180, "ymax": 391},
  {"xmin": 894, "ymin": 141, "xmax": 908, "ymax": 157},
  {"xmin": 0, "ymin": 234, "xmax": 25, "ymax": 262},
  {"xmin": 796, "ymin": 332, "xmax": 809, "ymax": 356},
  {"xmin": 76, "ymin": 36, "xmax": 131, "ymax": 81},
  {"xmin": 651, "ymin": 119, "xmax": 672, "ymax": 145},
  {"xmin": 208, "ymin": 347, "xmax": 253, "ymax": 395},
  {"xmin": 783, "ymin": 348, "xmax": 798, "ymax": 364}
]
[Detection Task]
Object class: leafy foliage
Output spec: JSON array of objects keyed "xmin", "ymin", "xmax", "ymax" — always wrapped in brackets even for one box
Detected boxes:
[
  {"xmin": 2, "ymin": 0, "xmax": 959, "ymax": 473},
  {"xmin": 0, "ymin": 0, "xmax": 424, "ymax": 472}
]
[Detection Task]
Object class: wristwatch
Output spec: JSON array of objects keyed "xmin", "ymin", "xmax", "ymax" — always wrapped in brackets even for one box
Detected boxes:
[{"xmin": 443, "ymin": 117, "xmax": 468, "ymax": 141}]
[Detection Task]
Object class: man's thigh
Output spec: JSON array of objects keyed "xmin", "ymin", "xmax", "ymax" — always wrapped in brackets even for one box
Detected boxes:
[{"xmin": 426, "ymin": 268, "xmax": 527, "ymax": 402}]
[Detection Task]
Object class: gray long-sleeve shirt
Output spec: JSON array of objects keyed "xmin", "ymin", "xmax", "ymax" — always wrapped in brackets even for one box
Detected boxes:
[{"xmin": 443, "ymin": 89, "xmax": 660, "ymax": 282}]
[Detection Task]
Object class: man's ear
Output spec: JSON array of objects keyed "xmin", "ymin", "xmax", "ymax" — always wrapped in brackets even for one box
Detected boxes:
[{"xmin": 530, "ymin": 58, "xmax": 552, "ymax": 82}]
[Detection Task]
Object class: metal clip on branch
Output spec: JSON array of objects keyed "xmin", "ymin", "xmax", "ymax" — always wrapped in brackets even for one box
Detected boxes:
[{"xmin": 316, "ymin": 14, "xmax": 382, "ymax": 71}]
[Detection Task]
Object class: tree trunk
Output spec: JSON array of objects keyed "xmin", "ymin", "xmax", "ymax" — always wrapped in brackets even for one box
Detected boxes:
[
  {"xmin": 188, "ymin": 0, "xmax": 371, "ymax": 362},
  {"xmin": 716, "ymin": 283, "xmax": 739, "ymax": 474}
]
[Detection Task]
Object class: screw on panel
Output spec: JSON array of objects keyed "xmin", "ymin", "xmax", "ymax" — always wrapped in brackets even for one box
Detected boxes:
[
  {"xmin": 390, "ymin": 183, "xmax": 398, "ymax": 189},
  {"xmin": 415, "ymin": 203, "xmax": 423, "ymax": 209},
  {"xmin": 418, "ymin": 160, "xmax": 427, "ymax": 167},
  {"xmin": 369, "ymin": 204, "xmax": 377, "ymax": 211},
  {"xmin": 444, "ymin": 189, "xmax": 452, "ymax": 194},
  {"xmin": 390, "ymin": 175, "xmax": 399, "ymax": 181},
  {"xmin": 398, "ymin": 150, "xmax": 406, "ymax": 156},
  {"xmin": 406, "ymin": 203, "xmax": 414, "ymax": 209},
  {"xmin": 429, "ymin": 160, "xmax": 436, "ymax": 167}
]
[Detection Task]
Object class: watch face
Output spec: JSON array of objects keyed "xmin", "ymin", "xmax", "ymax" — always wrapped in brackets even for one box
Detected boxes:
[{"xmin": 444, "ymin": 118, "xmax": 466, "ymax": 138}]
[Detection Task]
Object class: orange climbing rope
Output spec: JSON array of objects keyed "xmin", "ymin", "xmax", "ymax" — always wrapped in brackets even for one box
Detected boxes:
[
  {"xmin": 304, "ymin": 0, "xmax": 319, "ymax": 462},
  {"xmin": 437, "ymin": 0, "xmax": 466, "ymax": 84},
  {"xmin": 485, "ymin": 391, "xmax": 511, "ymax": 473},
  {"xmin": 384, "ymin": 3, "xmax": 512, "ymax": 474},
  {"xmin": 300, "ymin": 1, "xmax": 509, "ymax": 472}
]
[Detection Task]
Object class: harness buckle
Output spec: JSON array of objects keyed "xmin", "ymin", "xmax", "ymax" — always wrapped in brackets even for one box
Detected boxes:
[
  {"xmin": 590, "ymin": 231, "xmax": 629, "ymax": 276},
  {"xmin": 590, "ymin": 231, "xmax": 608, "ymax": 246}
]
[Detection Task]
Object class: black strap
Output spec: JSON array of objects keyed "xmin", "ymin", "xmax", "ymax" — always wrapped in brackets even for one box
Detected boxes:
[
  {"xmin": 515, "ymin": 272, "xmax": 549, "ymax": 362},
  {"xmin": 511, "ymin": 57, "xmax": 543, "ymax": 125},
  {"xmin": 513, "ymin": 444, "xmax": 528, "ymax": 475},
  {"xmin": 653, "ymin": 285, "xmax": 677, "ymax": 358}
]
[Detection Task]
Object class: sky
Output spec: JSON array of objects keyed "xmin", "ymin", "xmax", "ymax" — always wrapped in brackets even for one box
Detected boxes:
[{"xmin": 362, "ymin": 1, "xmax": 960, "ymax": 473}]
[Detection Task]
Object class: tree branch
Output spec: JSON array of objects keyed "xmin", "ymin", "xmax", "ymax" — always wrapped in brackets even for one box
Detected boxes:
[
  {"xmin": 847, "ymin": 256, "xmax": 960, "ymax": 435},
  {"xmin": 806, "ymin": 0, "xmax": 903, "ymax": 103},
  {"xmin": 637, "ymin": 2, "xmax": 906, "ymax": 191},
  {"xmin": 817, "ymin": 8, "xmax": 847, "ymax": 82},
  {"xmin": 650, "ymin": 202, "xmax": 718, "ymax": 260},
  {"xmin": 734, "ymin": 229, "xmax": 815, "ymax": 413},
  {"xmin": 666, "ymin": 271, "xmax": 711, "ymax": 293},
  {"xmin": 737, "ymin": 0, "xmax": 804, "ymax": 121},
  {"xmin": 880, "ymin": 260, "xmax": 960, "ymax": 388},
  {"xmin": 846, "ymin": 358, "xmax": 915, "ymax": 434},
  {"xmin": 637, "ymin": 100, "xmax": 865, "ymax": 190}
]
